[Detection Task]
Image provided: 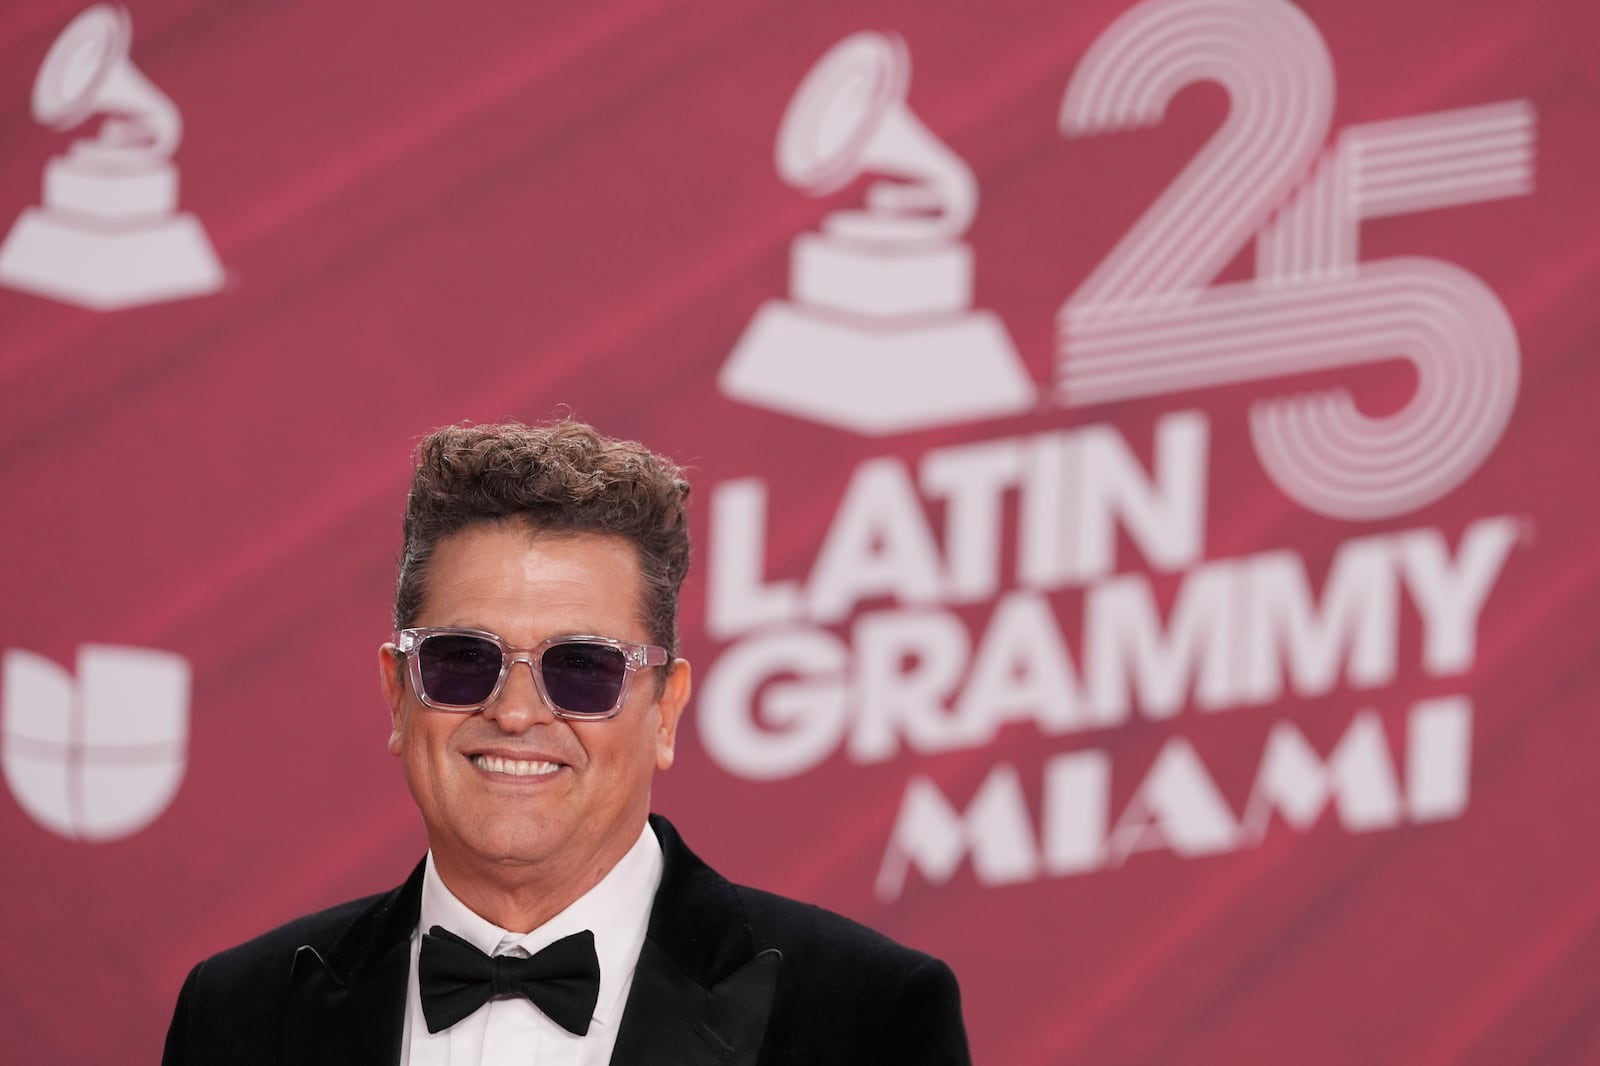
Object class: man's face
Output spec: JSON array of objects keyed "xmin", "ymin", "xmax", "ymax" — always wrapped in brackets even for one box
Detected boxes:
[{"xmin": 380, "ymin": 523, "xmax": 689, "ymax": 899}]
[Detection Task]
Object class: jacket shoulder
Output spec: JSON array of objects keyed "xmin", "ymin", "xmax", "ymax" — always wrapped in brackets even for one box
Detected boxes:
[
  {"xmin": 645, "ymin": 816, "xmax": 972, "ymax": 1064},
  {"xmin": 731, "ymin": 883, "xmax": 971, "ymax": 1065},
  {"xmin": 191, "ymin": 889, "xmax": 392, "ymax": 986},
  {"xmin": 163, "ymin": 866, "xmax": 423, "ymax": 1066},
  {"xmin": 732, "ymin": 882, "xmax": 938, "ymax": 972}
]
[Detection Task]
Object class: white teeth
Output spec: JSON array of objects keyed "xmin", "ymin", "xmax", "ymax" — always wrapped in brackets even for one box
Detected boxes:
[{"xmin": 471, "ymin": 755, "xmax": 560, "ymax": 777}]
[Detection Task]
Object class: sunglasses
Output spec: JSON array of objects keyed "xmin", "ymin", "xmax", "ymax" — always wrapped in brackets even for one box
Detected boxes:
[{"xmin": 393, "ymin": 627, "xmax": 669, "ymax": 719}]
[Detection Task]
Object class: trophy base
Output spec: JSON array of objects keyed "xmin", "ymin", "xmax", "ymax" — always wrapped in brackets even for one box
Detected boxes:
[
  {"xmin": 721, "ymin": 301, "xmax": 1036, "ymax": 435},
  {"xmin": 0, "ymin": 208, "xmax": 223, "ymax": 310},
  {"xmin": 792, "ymin": 234, "xmax": 971, "ymax": 317},
  {"xmin": 46, "ymin": 157, "xmax": 179, "ymax": 218}
]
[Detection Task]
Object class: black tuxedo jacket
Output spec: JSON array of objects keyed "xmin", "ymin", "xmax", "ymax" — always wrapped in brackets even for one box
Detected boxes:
[{"xmin": 163, "ymin": 816, "xmax": 972, "ymax": 1065}]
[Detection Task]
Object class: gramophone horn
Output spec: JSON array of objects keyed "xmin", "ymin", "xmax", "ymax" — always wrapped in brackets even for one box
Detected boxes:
[
  {"xmin": 776, "ymin": 31, "xmax": 976, "ymax": 242},
  {"xmin": 32, "ymin": 4, "xmax": 180, "ymax": 158},
  {"xmin": 776, "ymin": 31, "xmax": 910, "ymax": 195},
  {"xmin": 33, "ymin": 5, "xmax": 130, "ymax": 127}
]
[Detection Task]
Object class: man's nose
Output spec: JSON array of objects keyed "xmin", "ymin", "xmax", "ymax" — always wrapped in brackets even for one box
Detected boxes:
[{"xmin": 481, "ymin": 657, "xmax": 556, "ymax": 732}]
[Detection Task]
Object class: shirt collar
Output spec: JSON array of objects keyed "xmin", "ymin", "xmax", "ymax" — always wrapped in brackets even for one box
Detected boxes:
[{"xmin": 418, "ymin": 821, "xmax": 664, "ymax": 1026}]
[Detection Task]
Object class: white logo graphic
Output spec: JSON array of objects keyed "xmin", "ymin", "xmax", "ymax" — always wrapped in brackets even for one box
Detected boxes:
[
  {"xmin": 721, "ymin": 2, "xmax": 1534, "ymax": 520},
  {"xmin": 2, "ymin": 645, "xmax": 190, "ymax": 841},
  {"xmin": 1056, "ymin": 0, "xmax": 1533, "ymax": 519},
  {"xmin": 0, "ymin": 4, "xmax": 224, "ymax": 310},
  {"xmin": 721, "ymin": 31, "xmax": 1035, "ymax": 435},
  {"xmin": 701, "ymin": 0, "xmax": 1539, "ymax": 897}
]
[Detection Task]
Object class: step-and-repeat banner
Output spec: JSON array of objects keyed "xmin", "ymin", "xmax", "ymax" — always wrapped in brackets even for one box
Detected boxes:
[{"xmin": 3, "ymin": 1, "xmax": 1595, "ymax": 1062}]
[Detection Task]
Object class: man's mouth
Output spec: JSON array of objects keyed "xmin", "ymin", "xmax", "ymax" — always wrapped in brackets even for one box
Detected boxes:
[{"xmin": 470, "ymin": 754, "xmax": 563, "ymax": 777}]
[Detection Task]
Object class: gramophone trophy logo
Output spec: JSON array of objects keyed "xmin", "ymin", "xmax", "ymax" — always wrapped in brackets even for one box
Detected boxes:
[
  {"xmin": 0, "ymin": 4, "xmax": 223, "ymax": 310},
  {"xmin": 721, "ymin": 31, "xmax": 1035, "ymax": 435}
]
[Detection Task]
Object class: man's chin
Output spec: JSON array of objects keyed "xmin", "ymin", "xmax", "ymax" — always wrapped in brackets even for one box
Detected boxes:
[{"xmin": 428, "ymin": 813, "xmax": 570, "ymax": 870}]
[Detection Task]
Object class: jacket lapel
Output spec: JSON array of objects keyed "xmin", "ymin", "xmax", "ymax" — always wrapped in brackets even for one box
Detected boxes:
[
  {"xmin": 609, "ymin": 817, "xmax": 782, "ymax": 1066},
  {"xmin": 279, "ymin": 861, "xmax": 424, "ymax": 1066}
]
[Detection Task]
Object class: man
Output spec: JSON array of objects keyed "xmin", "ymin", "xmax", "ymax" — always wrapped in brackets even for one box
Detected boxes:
[{"xmin": 163, "ymin": 419, "xmax": 972, "ymax": 1065}]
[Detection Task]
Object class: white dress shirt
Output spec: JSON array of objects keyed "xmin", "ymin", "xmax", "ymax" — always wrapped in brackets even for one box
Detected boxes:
[{"xmin": 400, "ymin": 823, "xmax": 664, "ymax": 1065}]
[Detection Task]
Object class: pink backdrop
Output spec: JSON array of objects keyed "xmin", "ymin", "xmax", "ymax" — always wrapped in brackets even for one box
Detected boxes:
[{"xmin": 3, "ymin": 1, "xmax": 1597, "ymax": 1062}]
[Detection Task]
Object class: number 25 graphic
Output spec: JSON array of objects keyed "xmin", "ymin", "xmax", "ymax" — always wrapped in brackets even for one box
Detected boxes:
[{"xmin": 1058, "ymin": 0, "xmax": 1535, "ymax": 519}]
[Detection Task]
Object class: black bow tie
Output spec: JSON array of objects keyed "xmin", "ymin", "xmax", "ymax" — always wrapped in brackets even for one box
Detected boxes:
[{"xmin": 418, "ymin": 925, "xmax": 601, "ymax": 1036}]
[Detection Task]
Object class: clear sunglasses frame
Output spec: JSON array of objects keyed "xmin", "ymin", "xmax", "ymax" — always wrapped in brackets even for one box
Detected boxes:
[{"xmin": 392, "ymin": 627, "xmax": 669, "ymax": 720}]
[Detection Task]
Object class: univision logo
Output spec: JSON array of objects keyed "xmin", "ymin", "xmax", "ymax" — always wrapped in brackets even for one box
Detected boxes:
[{"xmin": 2, "ymin": 645, "xmax": 190, "ymax": 841}]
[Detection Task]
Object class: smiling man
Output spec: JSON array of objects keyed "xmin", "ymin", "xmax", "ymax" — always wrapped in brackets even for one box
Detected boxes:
[{"xmin": 163, "ymin": 420, "xmax": 972, "ymax": 1066}]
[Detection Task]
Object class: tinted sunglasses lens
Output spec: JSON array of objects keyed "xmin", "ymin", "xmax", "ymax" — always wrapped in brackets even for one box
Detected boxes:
[
  {"xmin": 416, "ymin": 634, "xmax": 503, "ymax": 707},
  {"xmin": 540, "ymin": 642, "xmax": 629, "ymax": 716}
]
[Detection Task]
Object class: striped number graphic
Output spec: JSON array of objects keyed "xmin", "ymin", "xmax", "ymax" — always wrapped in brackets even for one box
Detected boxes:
[{"xmin": 1059, "ymin": 0, "xmax": 1535, "ymax": 519}]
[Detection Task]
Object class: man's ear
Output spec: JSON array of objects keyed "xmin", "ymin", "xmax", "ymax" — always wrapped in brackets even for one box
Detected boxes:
[
  {"xmin": 653, "ymin": 658, "xmax": 691, "ymax": 771},
  {"xmin": 379, "ymin": 644, "xmax": 406, "ymax": 755}
]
